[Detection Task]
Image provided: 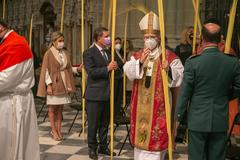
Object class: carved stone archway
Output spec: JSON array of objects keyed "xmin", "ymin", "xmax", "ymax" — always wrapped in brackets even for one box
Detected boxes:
[{"xmin": 40, "ymin": 2, "xmax": 56, "ymax": 46}]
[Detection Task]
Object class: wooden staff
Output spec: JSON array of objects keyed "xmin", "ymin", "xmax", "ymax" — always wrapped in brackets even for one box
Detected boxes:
[
  {"xmin": 29, "ymin": 14, "xmax": 34, "ymax": 48},
  {"xmin": 81, "ymin": 0, "xmax": 86, "ymax": 138},
  {"xmin": 192, "ymin": 0, "xmax": 199, "ymax": 54},
  {"xmin": 224, "ymin": 0, "xmax": 239, "ymax": 54},
  {"xmin": 60, "ymin": 0, "xmax": 65, "ymax": 33},
  {"xmin": 102, "ymin": 0, "xmax": 106, "ymax": 27},
  {"xmin": 108, "ymin": 0, "xmax": 113, "ymax": 31},
  {"xmin": 2, "ymin": 0, "xmax": 6, "ymax": 19},
  {"xmin": 123, "ymin": 12, "xmax": 128, "ymax": 110},
  {"xmin": 110, "ymin": 0, "xmax": 117, "ymax": 159},
  {"xmin": 157, "ymin": 0, "xmax": 172, "ymax": 160}
]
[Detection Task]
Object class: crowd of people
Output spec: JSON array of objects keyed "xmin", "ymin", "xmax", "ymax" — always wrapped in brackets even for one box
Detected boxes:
[{"xmin": 0, "ymin": 9, "xmax": 240, "ymax": 160}]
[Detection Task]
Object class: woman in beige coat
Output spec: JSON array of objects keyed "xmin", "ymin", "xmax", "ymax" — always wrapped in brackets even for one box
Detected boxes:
[{"xmin": 37, "ymin": 31, "xmax": 75, "ymax": 141}]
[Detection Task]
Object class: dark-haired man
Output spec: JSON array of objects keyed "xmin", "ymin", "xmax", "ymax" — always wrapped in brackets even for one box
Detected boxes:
[
  {"xmin": 0, "ymin": 19, "xmax": 40, "ymax": 160},
  {"xmin": 175, "ymin": 23, "xmax": 240, "ymax": 160},
  {"xmin": 83, "ymin": 27, "xmax": 118, "ymax": 159}
]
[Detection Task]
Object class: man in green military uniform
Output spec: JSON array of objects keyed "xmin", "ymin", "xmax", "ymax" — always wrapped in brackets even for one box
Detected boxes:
[{"xmin": 175, "ymin": 22, "xmax": 240, "ymax": 160}]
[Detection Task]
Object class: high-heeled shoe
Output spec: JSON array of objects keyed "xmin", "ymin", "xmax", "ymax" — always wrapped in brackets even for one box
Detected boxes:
[
  {"xmin": 59, "ymin": 134, "xmax": 64, "ymax": 140},
  {"xmin": 50, "ymin": 131, "xmax": 61, "ymax": 141},
  {"xmin": 57, "ymin": 131, "xmax": 64, "ymax": 140}
]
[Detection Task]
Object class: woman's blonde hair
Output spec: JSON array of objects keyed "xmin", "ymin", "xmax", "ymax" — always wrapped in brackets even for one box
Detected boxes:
[
  {"xmin": 180, "ymin": 26, "xmax": 193, "ymax": 45},
  {"xmin": 49, "ymin": 31, "xmax": 64, "ymax": 47}
]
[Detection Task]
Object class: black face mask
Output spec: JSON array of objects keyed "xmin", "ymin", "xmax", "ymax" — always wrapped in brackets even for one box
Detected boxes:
[{"xmin": 189, "ymin": 33, "xmax": 193, "ymax": 40}]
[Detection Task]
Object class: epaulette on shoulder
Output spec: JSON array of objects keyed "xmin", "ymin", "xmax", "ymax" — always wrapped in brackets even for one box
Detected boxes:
[
  {"xmin": 189, "ymin": 54, "xmax": 201, "ymax": 59},
  {"xmin": 225, "ymin": 53, "xmax": 236, "ymax": 58}
]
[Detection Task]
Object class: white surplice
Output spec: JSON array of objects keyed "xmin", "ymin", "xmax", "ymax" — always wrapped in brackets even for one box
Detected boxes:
[
  {"xmin": 0, "ymin": 58, "xmax": 40, "ymax": 160},
  {"xmin": 123, "ymin": 48, "xmax": 183, "ymax": 88}
]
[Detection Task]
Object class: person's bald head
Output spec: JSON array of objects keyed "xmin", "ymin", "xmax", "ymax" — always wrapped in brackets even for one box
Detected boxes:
[{"xmin": 201, "ymin": 23, "xmax": 221, "ymax": 43}]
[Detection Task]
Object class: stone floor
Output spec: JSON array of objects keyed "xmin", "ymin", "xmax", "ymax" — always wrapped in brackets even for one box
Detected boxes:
[{"xmin": 36, "ymin": 98, "xmax": 240, "ymax": 160}]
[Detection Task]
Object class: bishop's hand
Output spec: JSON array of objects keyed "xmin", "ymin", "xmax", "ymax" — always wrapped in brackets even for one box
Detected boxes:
[
  {"xmin": 140, "ymin": 48, "xmax": 151, "ymax": 64},
  {"xmin": 161, "ymin": 60, "xmax": 169, "ymax": 71}
]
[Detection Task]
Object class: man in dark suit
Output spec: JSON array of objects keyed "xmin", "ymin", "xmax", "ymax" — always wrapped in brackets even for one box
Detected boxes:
[
  {"xmin": 175, "ymin": 23, "xmax": 240, "ymax": 160},
  {"xmin": 83, "ymin": 27, "xmax": 118, "ymax": 159}
]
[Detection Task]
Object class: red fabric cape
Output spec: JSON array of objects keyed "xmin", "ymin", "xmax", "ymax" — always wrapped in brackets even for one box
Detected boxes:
[{"xmin": 0, "ymin": 31, "xmax": 32, "ymax": 72}]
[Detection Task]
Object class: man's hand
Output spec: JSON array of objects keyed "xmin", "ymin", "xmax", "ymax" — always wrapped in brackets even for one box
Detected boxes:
[
  {"xmin": 140, "ymin": 48, "xmax": 151, "ymax": 64},
  {"xmin": 47, "ymin": 84, "xmax": 53, "ymax": 95},
  {"xmin": 162, "ymin": 60, "xmax": 169, "ymax": 71},
  {"xmin": 107, "ymin": 61, "xmax": 118, "ymax": 71}
]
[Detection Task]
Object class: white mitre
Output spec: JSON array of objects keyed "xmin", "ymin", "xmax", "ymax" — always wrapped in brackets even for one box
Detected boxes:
[{"xmin": 139, "ymin": 11, "xmax": 160, "ymax": 34}]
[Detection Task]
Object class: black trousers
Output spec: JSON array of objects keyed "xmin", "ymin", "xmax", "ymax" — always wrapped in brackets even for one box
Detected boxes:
[
  {"xmin": 86, "ymin": 100, "xmax": 110, "ymax": 150},
  {"xmin": 188, "ymin": 130, "xmax": 227, "ymax": 160}
]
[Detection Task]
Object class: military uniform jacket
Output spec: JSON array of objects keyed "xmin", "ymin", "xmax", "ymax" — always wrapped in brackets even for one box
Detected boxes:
[{"xmin": 176, "ymin": 47, "xmax": 240, "ymax": 132}]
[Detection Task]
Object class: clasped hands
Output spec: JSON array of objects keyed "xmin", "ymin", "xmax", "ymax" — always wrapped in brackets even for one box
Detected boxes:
[{"xmin": 140, "ymin": 48, "xmax": 169, "ymax": 70}]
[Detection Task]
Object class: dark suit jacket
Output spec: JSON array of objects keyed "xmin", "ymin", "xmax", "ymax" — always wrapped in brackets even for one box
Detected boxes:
[
  {"xmin": 176, "ymin": 47, "xmax": 240, "ymax": 132},
  {"xmin": 83, "ymin": 45, "xmax": 111, "ymax": 101}
]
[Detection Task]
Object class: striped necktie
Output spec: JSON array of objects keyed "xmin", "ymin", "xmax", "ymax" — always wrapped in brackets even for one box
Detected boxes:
[{"xmin": 101, "ymin": 50, "xmax": 109, "ymax": 62}]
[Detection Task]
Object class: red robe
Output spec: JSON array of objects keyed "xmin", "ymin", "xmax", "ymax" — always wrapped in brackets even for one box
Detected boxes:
[{"xmin": 130, "ymin": 49, "xmax": 178, "ymax": 151}]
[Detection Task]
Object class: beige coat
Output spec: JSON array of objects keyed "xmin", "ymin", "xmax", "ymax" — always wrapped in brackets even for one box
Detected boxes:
[{"xmin": 37, "ymin": 49, "xmax": 76, "ymax": 97}]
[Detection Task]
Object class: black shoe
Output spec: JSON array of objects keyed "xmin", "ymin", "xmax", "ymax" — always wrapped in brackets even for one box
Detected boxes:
[
  {"xmin": 89, "ymin": 149, "xmax": 98, "ymax": 160},
  {"xmin": 98, "ymin": 148, "xmax": 116, "ymax": 156}
]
